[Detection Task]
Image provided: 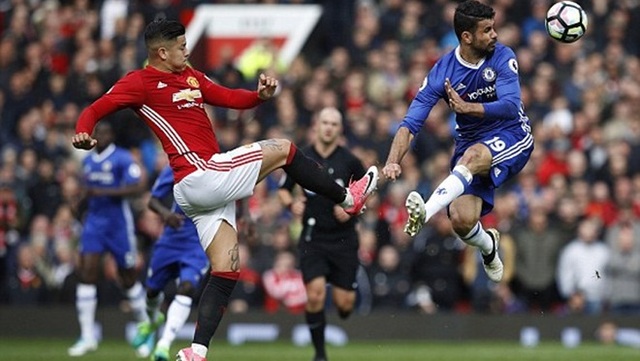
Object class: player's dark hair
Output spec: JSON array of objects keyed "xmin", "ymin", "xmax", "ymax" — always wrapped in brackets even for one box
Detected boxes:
[
  {"xmin": 144, "ymin": 19, "xmax": 185, "ymax": 48},
  {"xmin": 453, "ymin": 0, "xmax": 495, "ymax": 40}
]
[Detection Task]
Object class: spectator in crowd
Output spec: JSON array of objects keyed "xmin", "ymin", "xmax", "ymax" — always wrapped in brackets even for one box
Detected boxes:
[
  {"xmin": 551, "ymin": 195, "xmax": 581, "ymax": 243},
  {"xmin": 369, "ymin": 245, "xmax": 410, "ymax": 310},
  {"xmin": 604, "ymin": 204, "xmax": 640, "ymax": 315},
  {"xmin": 27, "ymin": 157, "xmax": 63, "ymax": 221},
  {"xmin": 28, "ymin": 215, "xmax": 57, "ymax": 290},
  {"xmin": 0, "ymin": 177, "xmax": 21, "ymax": 303},
  {"xmin": 511, "ymin": 200, "xmax": 565, "ymax": 312},
  {"xmin": 262, "ymin": 251, "xmax": 307, "ymax": 314},
  {"xmin": 557, "ymin": 217, "xmax": 610, "ymax": 315},
  {"xmin": 7, "ymin": 242, "xmax": 48, "ymax": 304},
  {"xmin": 411, "ymin": 212, "xmax": 465, "ymax": 313}
]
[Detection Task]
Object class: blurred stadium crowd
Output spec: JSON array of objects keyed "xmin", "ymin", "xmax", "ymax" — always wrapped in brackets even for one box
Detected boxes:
[{"xmin": 1, "ymin": 0, "xmax": 640, "ymax": 318}]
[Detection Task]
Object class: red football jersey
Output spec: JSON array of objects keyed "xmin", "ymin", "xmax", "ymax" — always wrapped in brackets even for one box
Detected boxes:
[{"xmin": 76, "ymin": 66, "xmax": 264, "ymax": 182}]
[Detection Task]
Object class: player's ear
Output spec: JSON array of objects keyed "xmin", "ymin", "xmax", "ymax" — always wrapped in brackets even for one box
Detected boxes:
[
  {"xmin": 461, "ymin": 30, "xmax": 473, "ymax": 45},
  {"xmin": 158, "ymin": 46, "xmax": 168, "ymax": 61}
]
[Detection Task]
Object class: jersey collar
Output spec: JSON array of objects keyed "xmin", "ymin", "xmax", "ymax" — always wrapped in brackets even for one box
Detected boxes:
[
  {"xmin": 91, "ymin": 143, "xmax": 116, "ymax": 162},
  {"xmin": 454, "ymin": 46, "xmax": 486, "ymax": 69}
]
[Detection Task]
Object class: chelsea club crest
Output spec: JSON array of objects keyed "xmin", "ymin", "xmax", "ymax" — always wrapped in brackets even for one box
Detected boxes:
[{"xmin": 482, "ymin": 67, "xmax": 496, "ymax": 82}]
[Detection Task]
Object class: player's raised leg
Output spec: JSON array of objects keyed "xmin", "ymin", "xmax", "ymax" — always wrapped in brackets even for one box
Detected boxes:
[
  {"xmin": 403, "ymin": 142, "xmax": 490, "ymax": 237},
  {"xmin": 257, "ymin": 139, "xmax": 378, "ymax": 215},
  {"xmin": 403, "ymin": 163, "xmax": 474, "ymax": 236}
]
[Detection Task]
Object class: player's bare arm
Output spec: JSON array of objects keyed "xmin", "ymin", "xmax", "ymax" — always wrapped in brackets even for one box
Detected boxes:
[
  {"xmin": 257, "ymin": 73, "xmax": 278, "ymax": 100},
  {"xmin": 382, "ymin": 127, "xmax": 413, "ymax": 181},
  {"xmin": 72, "ymin": 132, "xmax": 98, "ymax": 150},
  {"xmin": 445, "ymin": 78, "xmax": 485, "ymax": 117},
  {"xmin": 149, "ymin": 196, "xmax": 185, "ymax": 229}
]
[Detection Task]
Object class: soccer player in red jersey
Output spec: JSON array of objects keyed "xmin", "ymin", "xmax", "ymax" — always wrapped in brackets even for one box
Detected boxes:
[{"xmin": 71, "ymin": 19, "xmax": 378, "ymax": 361}]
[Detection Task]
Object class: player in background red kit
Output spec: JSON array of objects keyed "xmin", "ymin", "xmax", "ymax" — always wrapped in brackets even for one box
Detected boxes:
[{"xmin": 71, "ymin": 19, "xmax": 378, "ymax": 361}]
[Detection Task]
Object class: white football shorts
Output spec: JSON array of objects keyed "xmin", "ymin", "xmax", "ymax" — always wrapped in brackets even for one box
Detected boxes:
[{"xmin": 174, "ymin": 142, "xmax": 263, "ymax": 250}]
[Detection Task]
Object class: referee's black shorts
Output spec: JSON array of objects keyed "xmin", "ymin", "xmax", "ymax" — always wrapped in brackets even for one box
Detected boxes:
[{"xmin": 298, "ymin": 232, "xmax": 359, "ymax": 291}]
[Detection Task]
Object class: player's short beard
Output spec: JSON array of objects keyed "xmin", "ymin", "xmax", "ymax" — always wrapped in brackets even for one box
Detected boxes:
[{"xmin": 471, "ymin": 42, "xmax": 492, "ymax": 58}]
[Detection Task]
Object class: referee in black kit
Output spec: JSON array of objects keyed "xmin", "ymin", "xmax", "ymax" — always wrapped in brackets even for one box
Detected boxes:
[{"xmin": 279, "ymin": 107, "xmax": 368, "ymax": 361}]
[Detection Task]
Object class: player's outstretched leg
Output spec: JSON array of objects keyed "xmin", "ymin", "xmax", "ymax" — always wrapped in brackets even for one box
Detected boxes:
[
  {"xmin": 404, "ymin": 191, "xmax": 427, "ymax": 237},
  {"xmin": 280, "ymin": 144, "xmax": 378, "ymax": 214},
  {"xmin": 482, "ymin": 228, "xmax": 503, "ymax": 282},
  {"xmin": 343, "ymin": 166, "xmax": 379, "ymax": 215},
  {"xmin": 404, "ymin": 165, "xmax": 473, "ymax": 236}
]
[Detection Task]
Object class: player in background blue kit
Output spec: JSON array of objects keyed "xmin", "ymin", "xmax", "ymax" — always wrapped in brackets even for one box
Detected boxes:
[
  {"xmin": 69, "ymin": 122, "xmax": 148, "ymax": 357},
  {"xmin": 382, "ymin": 0, "xmax": 533, "ymax": 283},
  {"xmin": 132, "ymin": 165, "xmax": 209, "ymax": 361}
]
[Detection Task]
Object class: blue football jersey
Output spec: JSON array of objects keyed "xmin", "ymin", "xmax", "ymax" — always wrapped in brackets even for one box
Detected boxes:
[
  {"xmin": 402, "ymin": 43, "xmax": 530, "ymax": 140},
  {"xmin": 80, "ymin": 144, "xmax": 142, "ymax": 267},
  {"xmin": 82, "ymin": 143, "xmax": 142, "ymax": 215},
  {"xmin": 150, "ymin": 165, "xmax": 200, "ymax": 249}
]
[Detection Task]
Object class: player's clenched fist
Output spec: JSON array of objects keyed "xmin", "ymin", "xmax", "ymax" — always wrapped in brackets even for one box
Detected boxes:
[
  {"xmin": 382, "ymin": 163, "xmax": 402, "ymax": 181},
  {"xmin": 72, "ymin": 132, "xmax": 98, "ymax": 150},
  {"xmin": 257, "ymin": 73, "xmax": 278, "ymax": 100}
]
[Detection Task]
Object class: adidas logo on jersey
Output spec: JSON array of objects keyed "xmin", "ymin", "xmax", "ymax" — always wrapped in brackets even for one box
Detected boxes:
[
  {"xmin": 454, "ymin": 83, "xmax": 466, "ymax": 91},
  {"xmin": 157, "ymin": 81, "xmax": 167, "ymax": 89}
]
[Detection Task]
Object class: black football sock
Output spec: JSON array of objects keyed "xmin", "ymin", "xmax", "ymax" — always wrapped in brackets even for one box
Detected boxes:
[
  {"xmin": 192, "ymin": 272, "xmax": 238, "ymax": 347},
  {"xmin": 283, "ymin": 144, "xmax": 346, "ymax": 204},
  {"xmin": 305, "ymin": 310, "xmax": 327, "ymax": 359}
]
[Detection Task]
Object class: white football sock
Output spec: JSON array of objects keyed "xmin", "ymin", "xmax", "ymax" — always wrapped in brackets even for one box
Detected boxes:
[
  {"xmin": 340, "ymin": 190, "xmax": 354, "ymax": 208},
  {"xmin": 192, "ymin": 343, "xmax": 208, "ymax": 358},
  {"xmin": 126, "ymin": 282, "xmax": 149, "ymax": 323},
  {"xmin": 76, "ymin": 283, "xmax": 97, "ymax": 342},
  {"xmin": 458, "ymin": 222, "xmax": 494, "ymax": 255},
  {"xmin": 424, "ymin": 165, "xmax": 473, "ymax": 221},
  {"xmin": 158, "ymin": 294, "xmax": 193, "ymax": 348}
]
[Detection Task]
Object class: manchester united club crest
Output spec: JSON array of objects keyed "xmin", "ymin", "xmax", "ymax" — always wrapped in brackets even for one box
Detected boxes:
[{"xmin": 187, "ymin": 76, "xmax": 199, "ymax": 88}]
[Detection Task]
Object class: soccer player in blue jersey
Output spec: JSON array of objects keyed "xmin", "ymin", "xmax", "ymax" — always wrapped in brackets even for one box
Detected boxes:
[
  {"xmin": 132, "ymin": 165, "xmax": 209, "ymax": 361},
  {"xmin": 382, "ymin": 0, "xmax": 533, "ymax": 283},
  {"xmin": 69, "ymin": 121, "xmax": 148, "ymax": 356}
]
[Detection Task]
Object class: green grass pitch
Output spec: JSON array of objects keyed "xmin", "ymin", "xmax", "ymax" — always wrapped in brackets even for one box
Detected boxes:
[{"xmin": 0, "ymin": 338, "xmax": 638, "ymax": 361}]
